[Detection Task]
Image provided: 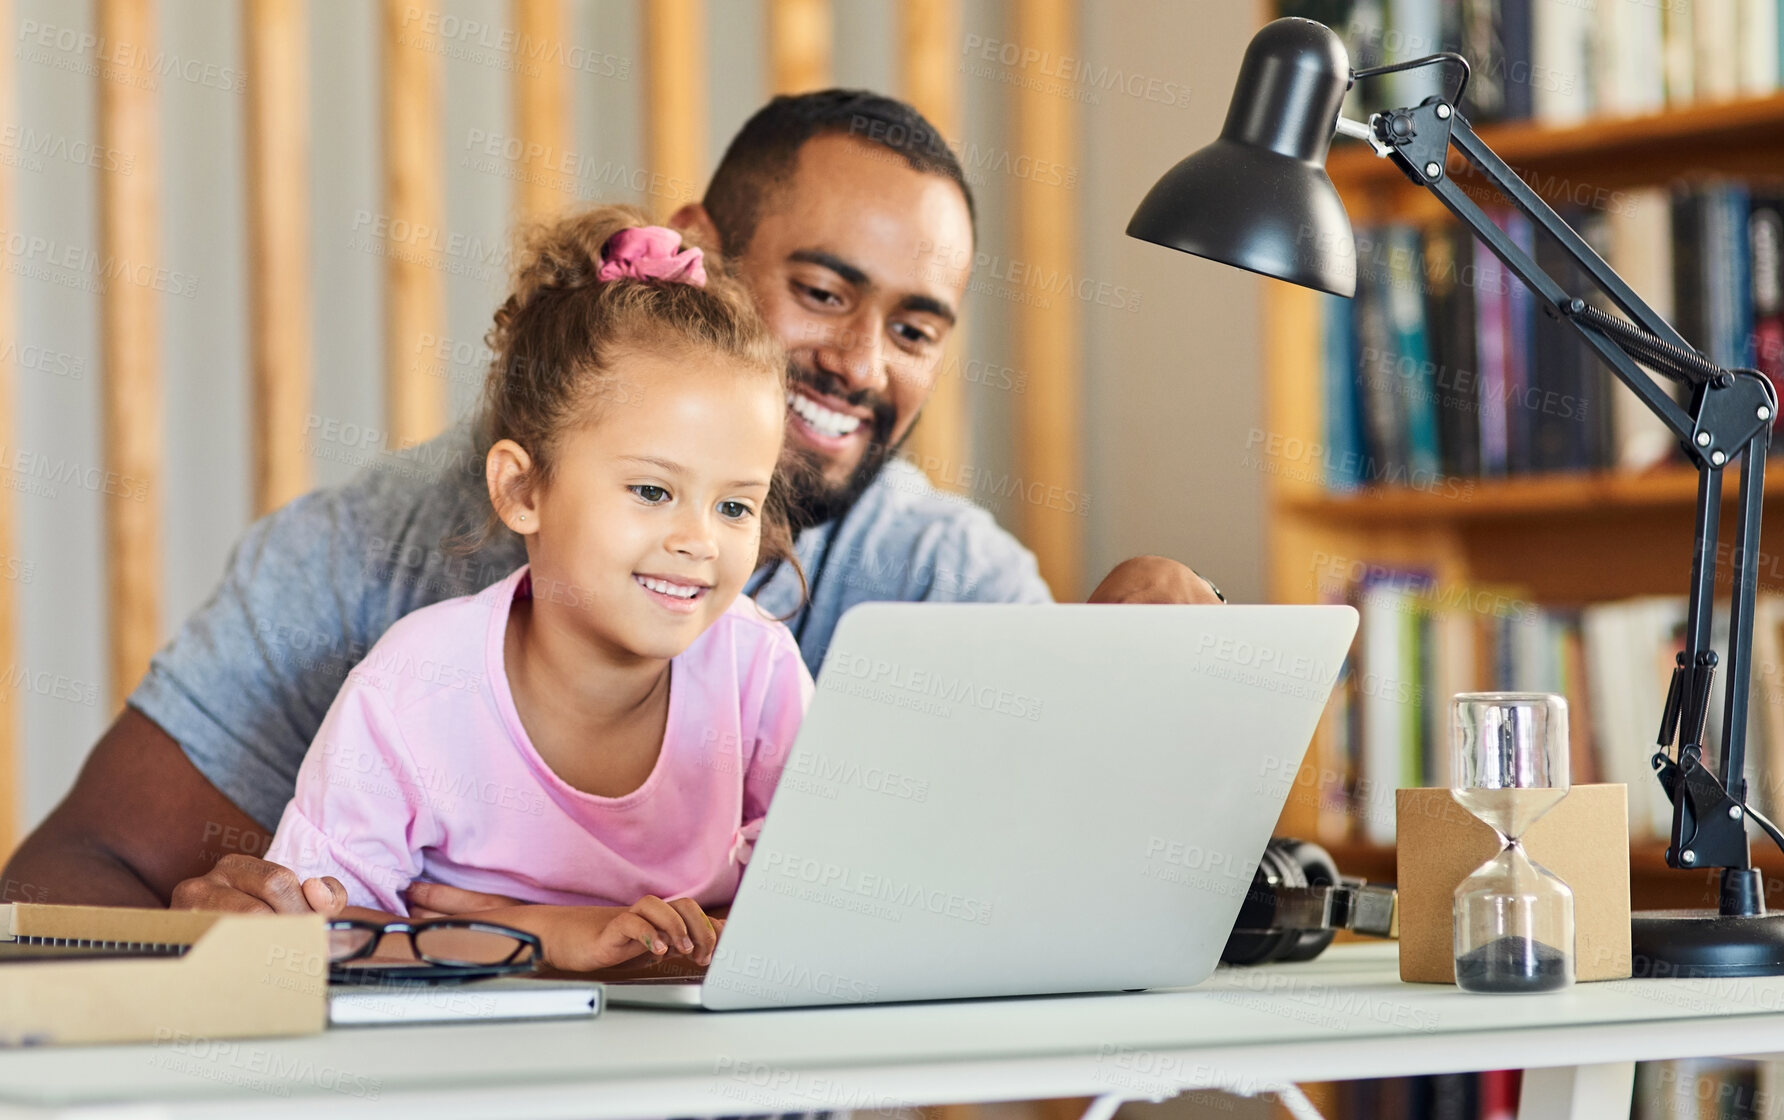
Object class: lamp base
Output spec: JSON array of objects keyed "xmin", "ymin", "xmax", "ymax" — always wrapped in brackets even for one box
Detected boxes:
[{"xmin": 1630, "ymin": 909, "xmax": 1784, "ymax": 978}]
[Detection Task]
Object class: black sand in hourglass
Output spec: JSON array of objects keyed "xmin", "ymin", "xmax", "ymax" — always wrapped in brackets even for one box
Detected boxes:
[{"xmin": 1454, "ymin": 936, "xmax": 1570, "ymax": 993}]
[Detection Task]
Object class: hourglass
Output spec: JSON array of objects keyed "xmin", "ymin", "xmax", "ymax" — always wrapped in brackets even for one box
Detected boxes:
[{"xmin": 1451, "ymin": 692, "xmax": 1575, "ymax": 993}]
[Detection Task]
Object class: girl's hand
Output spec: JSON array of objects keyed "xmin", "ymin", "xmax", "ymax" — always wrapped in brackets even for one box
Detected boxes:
[{"xmin": 547, "ymin": 896, "xmax": 723, "ymax": 972}]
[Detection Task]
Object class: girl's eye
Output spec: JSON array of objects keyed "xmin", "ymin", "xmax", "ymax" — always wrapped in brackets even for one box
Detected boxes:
[
  {"xmin": 631, "ymin": 485, "xmax": 669, "ymax": 503},
  {"xmin": 718, "ymin": 501, "xmax": 754, "ymax": 521}
]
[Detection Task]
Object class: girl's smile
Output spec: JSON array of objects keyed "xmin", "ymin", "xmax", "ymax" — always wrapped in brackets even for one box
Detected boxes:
[{"xmin": 633, "ymin": 573, "xmax": 713, "ymax": 614}]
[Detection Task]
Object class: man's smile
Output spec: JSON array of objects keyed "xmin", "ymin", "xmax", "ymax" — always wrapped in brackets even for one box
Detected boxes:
[{"xmin": 786, "ymin": 387, "xmax": 868, "ymax": 449}]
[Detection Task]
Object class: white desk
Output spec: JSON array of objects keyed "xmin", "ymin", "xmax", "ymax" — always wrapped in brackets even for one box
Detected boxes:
[{"xmin": 3, "ymin": 944, "xmax": 1783, "ymax": 1119}]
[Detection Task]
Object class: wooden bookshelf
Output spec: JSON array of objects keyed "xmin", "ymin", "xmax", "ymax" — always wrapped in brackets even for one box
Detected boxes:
[
  {"xmin": 1265, "ymin": 93, "xmax": 1784, "ymax": 909},
  {"xmin": 1281, "ymin": 463, "xmax": 1776, "ymax": 521},
  {"xmin": 1329, "ymin": 92, "xmax": 1784, "ymax": 225}
]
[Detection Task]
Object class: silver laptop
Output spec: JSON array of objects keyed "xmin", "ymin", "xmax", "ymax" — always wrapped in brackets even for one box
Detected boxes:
[{"xmin": 610, "ymin": 602, "xmax": 1358, "ymax": 1010}]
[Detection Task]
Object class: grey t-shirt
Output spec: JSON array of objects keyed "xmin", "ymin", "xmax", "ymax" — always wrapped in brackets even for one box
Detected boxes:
[{"xmin": 129, "ymin": 422, "xmax": 1052, "ymax": 831}]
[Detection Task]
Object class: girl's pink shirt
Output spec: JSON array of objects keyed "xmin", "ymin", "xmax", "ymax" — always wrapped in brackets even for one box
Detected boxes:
[{"xmin": 266, "ymin": 565, "xmax": 813, "ymax": 914}]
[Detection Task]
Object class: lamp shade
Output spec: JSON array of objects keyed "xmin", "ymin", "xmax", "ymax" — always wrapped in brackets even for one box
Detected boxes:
[{"xmin": 1127, "ymin": 18, "xmax": 1356, "ymax": 298}]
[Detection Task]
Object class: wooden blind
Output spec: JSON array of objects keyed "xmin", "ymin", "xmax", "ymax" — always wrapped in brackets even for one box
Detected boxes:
[
  {"xmin": 0, "ymin": 0, "xmax": 16, "ymax": 851},
  {"xmin": 769, "ymin": 0, "xmax": 831, "ymax": 94},
  {"xmin": 381, "ymin": 0, "xmax": 446, "ymax": 449},
  {"xmin": 899, "ymin": 0, "xmax": 968, "ymax": 493},
  {"xmin": 97, "ymin": 0, "xmax": 164, "ymax": 709},
  {"xmin": 244, "ymin": 0, "xmax": 313, "ymax": 515},
  {"xmin": 642, "ymin": 0, "xmax": 706, "ymax": 220},
  {"xmin": 1009, "ymin": 0, "xmax": 1081, "ymax": 597},
  {"xmin": 513, "ymin": 0, "xmax": 576, "ymax": 222}
]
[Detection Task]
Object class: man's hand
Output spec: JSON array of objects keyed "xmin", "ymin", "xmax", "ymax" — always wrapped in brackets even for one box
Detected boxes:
[
  {"xmin": 1088, "ymin": 555, "xmax": 1225, "ymax": 605},
  {"xmin": 169, "ymin": 853, "xmax": 346, "ymax": 915}
]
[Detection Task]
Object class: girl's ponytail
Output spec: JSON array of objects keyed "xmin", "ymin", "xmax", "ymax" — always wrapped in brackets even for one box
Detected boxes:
[{"xmin": 486, "ymin": 205, "xmax": 684, "ymax": 369}]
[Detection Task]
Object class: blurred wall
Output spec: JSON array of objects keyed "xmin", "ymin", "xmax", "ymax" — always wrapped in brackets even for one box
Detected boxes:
[
  {"xmin": 14, "ymin": 0, "xmax": 121, "ymax": 828},
  {"xmin": 3, "ymin": 0, "xmax": 1264, "ymax": 831},
  {"xmin": 1080, "ymin": 0, "xmax": 1266, "ymax": 606}
]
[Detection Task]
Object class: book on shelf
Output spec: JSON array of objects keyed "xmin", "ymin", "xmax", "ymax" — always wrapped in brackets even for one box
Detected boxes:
[
  {"xmin": 1335, "ymin": 1071, "xmax": 1513, "ymax": 1120},
  {"xmin": 1424, "ymin": 225, "xmax": 1483, "ymax": 476},
  {"xmin": 1633, "ymin": 1057, "xmax": 1771, "ymax": 1120},
  {"xmin": 1744, "ymin": 0, "xmax": 1784, "ymax": 96},
  {"xmin": 1693, "ymin": 0, "xmax": 1744, "ymax": 106},
  {"xmin": 1276, "ymin": 0, "xmax": 1783, "ymax": 125},
  {"xmin": 1308, "ymin": 561, "xmax": 1784, "ymax": 847},
  {"xmin": 1502, "ymin": 212, "xmax": 1537, "ymax": 471},
  {"xmin": 1473, "ymin": 227, "xmax": 1511, "ymax": 476},
  {"xmin": 1387, "ymin": 226, "xmax": 1444, "ymax": 477},
  {"xmin": 1596, "ymin": 0, "xmax": 1665, "ymax": 119},
  {"xmin": 1755, "ymin": 191, "xmax": 1784, "ymax": 404},
  {"xmin": 1532, "ymin": 0, "xmax": 1593, "ymax": 124},
  {"xmin": 1355, "ymin": 238, "xmax": 1413, "ymax": 482},
  {"xmin": 1478, "ymin": 1069, "xmax": 1520, "ymax": 1120},
  {"xmin": 1606, "ymin": 186, "xmax": 1679, "ymax": 470},
  {"xmin": 1313, "ymin": 180, "xmax": 1784, "ymax": 493},
  {"xmin": 1674, "ymin": 185, "xmax": 1756, "ymax": 373},
  {"xmin": 1326, "ymin": 1060, "xmax": 1773, "ymax": 1119},
  {"xmin": 1322, "ymin": 292, "xmax": 1370, "ymax": 490}
]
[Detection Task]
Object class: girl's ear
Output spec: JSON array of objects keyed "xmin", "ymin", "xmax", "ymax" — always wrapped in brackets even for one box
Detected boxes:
[{"xmin": 486, "ymin": 439, "xmax": 541, "ymax": 535}]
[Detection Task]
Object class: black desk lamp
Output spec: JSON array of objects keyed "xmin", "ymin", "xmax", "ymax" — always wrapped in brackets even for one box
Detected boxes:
[{"xmin": 1130, "ymin": 16, "xmax": 1784, "ymax": 978}]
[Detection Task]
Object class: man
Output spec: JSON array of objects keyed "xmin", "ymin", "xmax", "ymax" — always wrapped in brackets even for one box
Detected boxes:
[{"xmin": 2, "ymin": 90, "xmax": 1217, "ymax": 913}]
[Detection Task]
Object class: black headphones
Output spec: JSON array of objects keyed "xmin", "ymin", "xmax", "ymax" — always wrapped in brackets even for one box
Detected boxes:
[{"xmin": 1220, "ymin": 838, "xmax": 1398, "ymax": 966}]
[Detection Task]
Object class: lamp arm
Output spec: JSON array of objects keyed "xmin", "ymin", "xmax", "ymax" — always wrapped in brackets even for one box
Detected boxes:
[
  {"xmin": 1350, "ymin": 50, "xmax": 1472, "ymax": 107},
  {"xmin": 1357, "ymin": 97, "xmax": 1780, "ymax": 882}
]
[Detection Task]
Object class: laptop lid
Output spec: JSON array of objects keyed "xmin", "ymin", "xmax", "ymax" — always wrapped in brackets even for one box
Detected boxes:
[{"xmin": 699, "ymin": 603, "xmax": 1358, "ymax": 1010}]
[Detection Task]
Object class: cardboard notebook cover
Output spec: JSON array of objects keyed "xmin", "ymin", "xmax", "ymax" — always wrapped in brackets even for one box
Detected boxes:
[
  {"xmin": 1396, "ymin": 783, "xmax": 1632, "ymax": 983},
  {"xmin": 0, "ymin": 903, "xmax": 327, "ymax": 1046}
]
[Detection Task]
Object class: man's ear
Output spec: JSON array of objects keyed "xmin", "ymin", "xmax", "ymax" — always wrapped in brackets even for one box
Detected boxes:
[
  {"xmin": 486, "ymin": 439, "xmax": 541, "ymax": 535},
  {"xmin": 669, "ymin": 202, "xmax": 722, "ymax": 254}
]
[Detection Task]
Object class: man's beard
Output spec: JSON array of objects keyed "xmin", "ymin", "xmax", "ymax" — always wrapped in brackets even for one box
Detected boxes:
[{"xmin": 782, "ymin": 360, "xmax": 907, "ymax": 536}]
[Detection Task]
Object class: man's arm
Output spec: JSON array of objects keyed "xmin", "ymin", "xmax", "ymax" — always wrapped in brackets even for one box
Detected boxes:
[{"xmin": 2, "ymin": 707, "xmax": 308, "ymax": 910}]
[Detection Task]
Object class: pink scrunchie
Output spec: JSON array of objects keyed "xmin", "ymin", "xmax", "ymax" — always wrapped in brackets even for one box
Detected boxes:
[{"xmin": 595, "ymin": 226, "xmax": 707, "ymax": 288}]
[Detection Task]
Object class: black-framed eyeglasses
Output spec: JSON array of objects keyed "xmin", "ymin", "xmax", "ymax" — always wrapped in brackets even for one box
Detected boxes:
[{"xmin": 326, "ymin": 918, "xmax": 540, "ymax": 985}]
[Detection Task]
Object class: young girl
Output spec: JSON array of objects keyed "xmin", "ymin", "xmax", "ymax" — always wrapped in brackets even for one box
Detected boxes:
[{"xmin": 265, "ymin": 206, "xmax": 812, "ymax": 972}]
